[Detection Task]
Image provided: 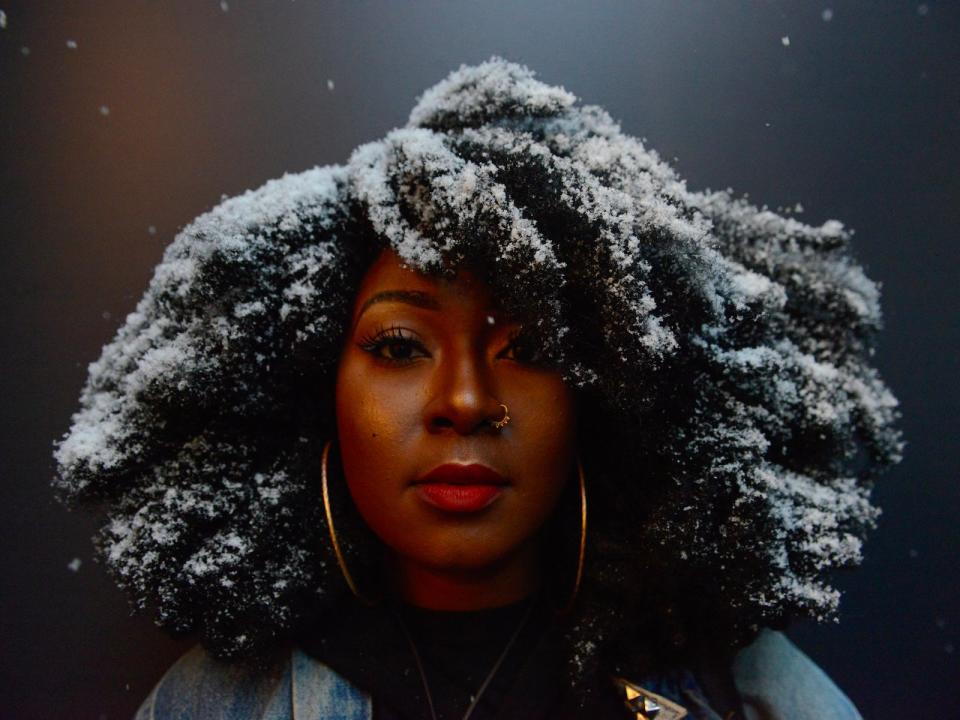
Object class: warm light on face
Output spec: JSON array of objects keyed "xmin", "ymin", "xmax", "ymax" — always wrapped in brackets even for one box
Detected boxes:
[{"xmin": 334, "ymin": 248, "xmax": 578, "ymax": 582}]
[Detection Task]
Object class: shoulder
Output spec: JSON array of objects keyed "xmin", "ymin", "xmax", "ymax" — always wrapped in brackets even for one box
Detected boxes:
[
  {"xmin": 731, "ymin": 629, "xmax": 862, "ymax": 720},
  {"xmin": 133, "ymin": 646, "xmax": 370, "ymax": 720},
  {"xmin": 133, "ymin": 645, "xmax": 291, "ymax": 720}
]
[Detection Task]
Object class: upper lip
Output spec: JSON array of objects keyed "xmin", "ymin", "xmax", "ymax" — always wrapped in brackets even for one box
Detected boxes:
[{"xmin": 415, "ymin": 463, "xmax": 510, "ymax": 486}]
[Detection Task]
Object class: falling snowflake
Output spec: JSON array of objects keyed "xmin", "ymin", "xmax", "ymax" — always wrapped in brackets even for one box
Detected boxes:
[
  {"xmin": 99, "ymin": 105, "xmax": 110, "ymax": 116},
  {"xmin": 821, "ymin": 8, "xmax": 833, "ymax": 22},
  {"xmin": 327, "ymin": 79, "xmax": 335, "ymax": 91},
  {"xmin": 781, "ymin": 35, "xmax": 791, "ymax": 46},
  {"xmin": 66, "ymin": 39, "xmax": 78, "ymax": 49},
  {"xmin": 67, "ymin": 557, "xmax": 82, "ymax": 572}
]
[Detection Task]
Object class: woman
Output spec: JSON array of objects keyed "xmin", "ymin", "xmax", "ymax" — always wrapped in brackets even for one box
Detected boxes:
[{"xmin": 54, "ymin": 58, "xmax": 903, "ymax": 719}]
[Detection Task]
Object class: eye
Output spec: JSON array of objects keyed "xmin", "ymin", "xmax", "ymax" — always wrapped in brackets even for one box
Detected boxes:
[
  {"xmin": 357, "ymin": 325, "xmax": 429, "ymax": 366},
  {"xmin": 498, "ymin": 330, "xmax": 546, "ymax": 366}
]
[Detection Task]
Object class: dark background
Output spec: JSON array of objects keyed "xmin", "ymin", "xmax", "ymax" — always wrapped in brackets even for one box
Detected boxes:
[{"xmin": 1, "ymin": 1, "xmax": 957, "ymax": 717}]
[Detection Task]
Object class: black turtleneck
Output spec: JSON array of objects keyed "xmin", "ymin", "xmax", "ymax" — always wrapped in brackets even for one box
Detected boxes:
[{"xmin": 297, "ymin": 589, "xmax": 626, "ymax": 720}]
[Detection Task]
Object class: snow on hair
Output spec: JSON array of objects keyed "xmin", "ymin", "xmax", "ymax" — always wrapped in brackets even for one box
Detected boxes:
[{"xmin": 54, "ymin": 57, "xmax": 902, "ymax": 663}]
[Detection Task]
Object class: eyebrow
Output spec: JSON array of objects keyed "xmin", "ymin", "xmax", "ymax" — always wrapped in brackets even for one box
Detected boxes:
[{"xmin": 354, "ymin": 290, "xmax": 442, "ymax": 324}]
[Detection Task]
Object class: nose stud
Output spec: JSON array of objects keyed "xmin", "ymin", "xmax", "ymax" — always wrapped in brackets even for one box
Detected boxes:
[{"xmin": 490, "ymin": 403, "xmax": 511, "ymax": 430}]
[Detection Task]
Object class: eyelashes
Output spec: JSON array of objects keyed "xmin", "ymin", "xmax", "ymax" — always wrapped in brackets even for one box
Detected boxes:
[
  {"xmin": 501, "ymin": 329, "xmax": 547, "ymax": 366},
  {"xmin": 356, "ymin": 324, "xmax": 546, "ymax": 367},
  {"xmin": 356, "ymin": 324, "xmax": 427, "ymax": 365}
]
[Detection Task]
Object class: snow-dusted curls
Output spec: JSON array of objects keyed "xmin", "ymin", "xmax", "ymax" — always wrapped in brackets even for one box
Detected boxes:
[{"xmin": 53, "ymin": 57, "xmax": 902, "ymax": 666}]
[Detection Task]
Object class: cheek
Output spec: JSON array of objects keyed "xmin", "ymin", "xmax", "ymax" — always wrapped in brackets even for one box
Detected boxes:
[
  {"xmin": 334, "ymin": 355, "xmax": 422, "ymax": 531},
  {"xmin": 503, "ymin": 376, "xmax": 578, "ymax": 519},
  {"xmin": 336, "ymin": 353, "xmax": 420, "ymax": 445}
]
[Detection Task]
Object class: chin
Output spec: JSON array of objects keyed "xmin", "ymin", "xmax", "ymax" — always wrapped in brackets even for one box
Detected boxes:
[{"xmin": 404, "ymin": 530, "xmax": 517, "ymax": 573}]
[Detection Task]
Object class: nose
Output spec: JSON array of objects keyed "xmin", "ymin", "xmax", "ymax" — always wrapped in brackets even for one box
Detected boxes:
[{"xmin": 425, "ymin": 344, "xmax": 504, "ymax": 436}]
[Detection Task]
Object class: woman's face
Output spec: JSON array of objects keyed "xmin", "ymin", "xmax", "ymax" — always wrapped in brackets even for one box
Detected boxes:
[{"xmin": 335, "ymin": 248, "xmax": 577, "ymax": 606}]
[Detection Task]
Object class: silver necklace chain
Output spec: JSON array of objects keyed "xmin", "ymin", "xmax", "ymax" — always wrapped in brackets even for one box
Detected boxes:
[{"xmin": 394, "ymin": 596, "xmax": 537, "ymax": 720}]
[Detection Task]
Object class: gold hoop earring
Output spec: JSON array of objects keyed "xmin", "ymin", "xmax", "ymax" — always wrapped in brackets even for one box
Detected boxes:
[
  {"xmin": 556, "ymin": 455, "xmax": 587, "ymax": 617},
  {"xmin": 321, "ymin": 440, "xmax": 376, "ymax": 606}
]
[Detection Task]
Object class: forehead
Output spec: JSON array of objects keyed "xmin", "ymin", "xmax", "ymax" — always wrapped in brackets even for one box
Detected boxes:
[{"xmin": 353, "ymin": 248, "xmax": 494, "ymax": 311}]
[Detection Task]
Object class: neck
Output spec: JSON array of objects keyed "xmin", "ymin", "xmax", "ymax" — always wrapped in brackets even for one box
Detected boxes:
[{"xmin": 388, "ymin": 542, "xmax": 542, "ymax": 611}]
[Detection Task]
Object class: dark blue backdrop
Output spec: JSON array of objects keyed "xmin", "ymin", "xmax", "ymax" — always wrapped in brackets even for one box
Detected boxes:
[{"xmin": 1, "ymin": 2, "xmax": 957, "ymax": 717}]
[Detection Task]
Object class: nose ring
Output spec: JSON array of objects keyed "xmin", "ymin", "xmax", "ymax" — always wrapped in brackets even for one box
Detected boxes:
[{"xmin": 491, "ymin": 403, "xmax": 511, "ymax": 430}]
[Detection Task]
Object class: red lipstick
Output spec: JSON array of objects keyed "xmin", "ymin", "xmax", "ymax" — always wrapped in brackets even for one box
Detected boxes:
[{"xmin": 414, "ymin": 463, "xmax": 509, "ymax": 513}]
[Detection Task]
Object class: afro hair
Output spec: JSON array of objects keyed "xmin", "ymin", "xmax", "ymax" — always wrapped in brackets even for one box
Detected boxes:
[{"xmin": 54, "ymin": 57, "xmax": 903, "ymax": 678}]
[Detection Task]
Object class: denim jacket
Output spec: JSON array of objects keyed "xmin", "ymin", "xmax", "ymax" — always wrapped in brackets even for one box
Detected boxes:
[{"xmin": 133, "ymin": 629, "xmax": 861, "ymax": 720}]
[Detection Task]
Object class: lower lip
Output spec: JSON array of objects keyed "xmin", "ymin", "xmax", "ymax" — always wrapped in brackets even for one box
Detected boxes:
[{"xmin": 415, "ymin": 483, "xmax": 504, "ymax": 513}]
